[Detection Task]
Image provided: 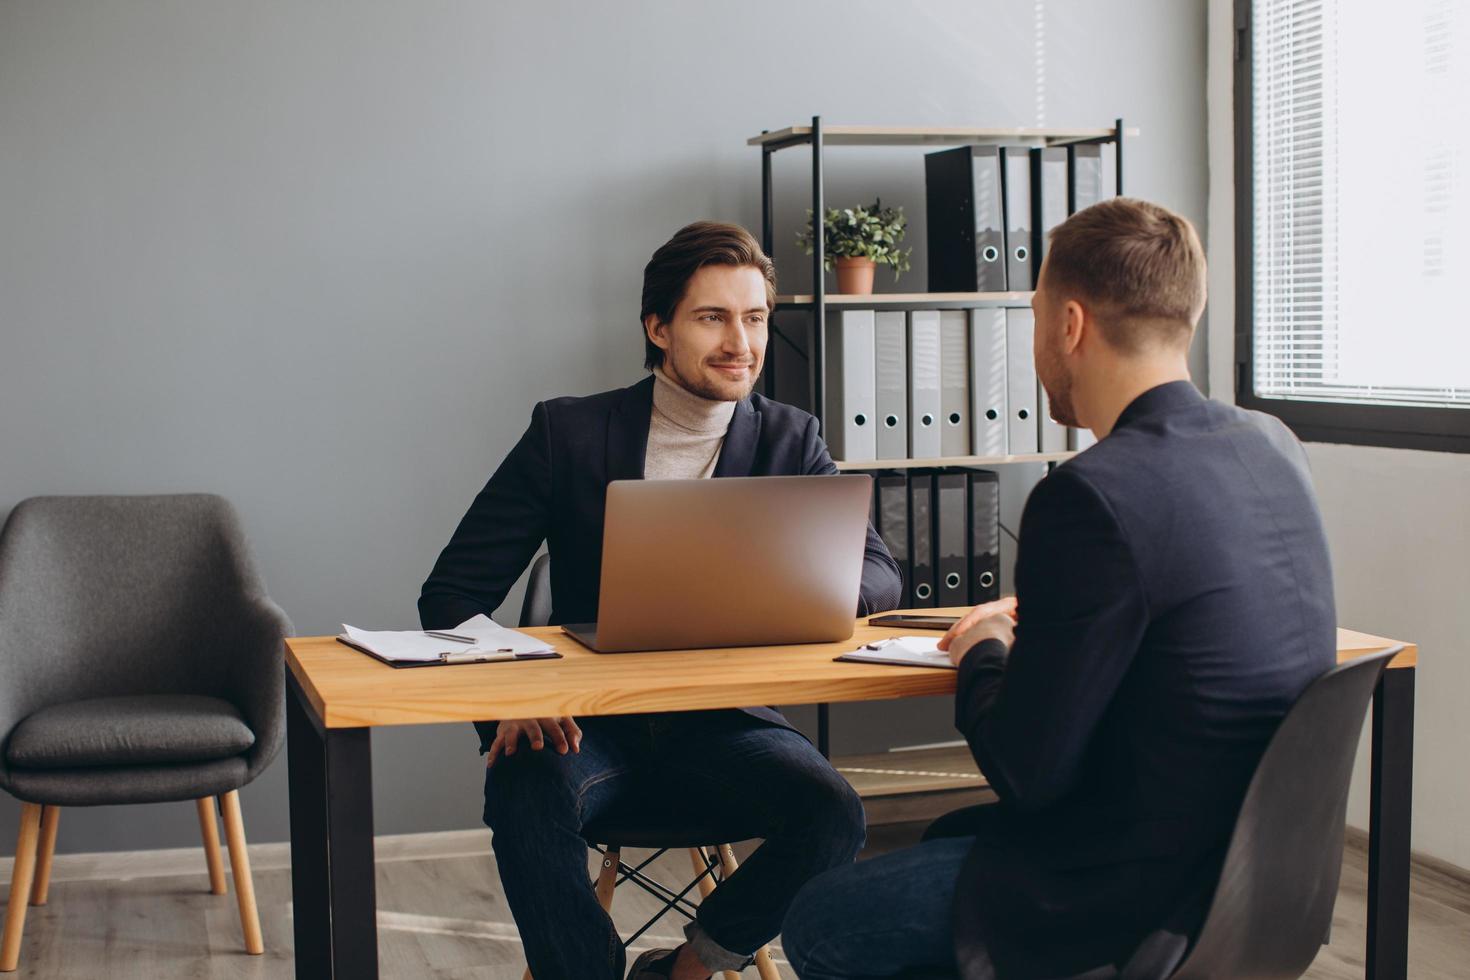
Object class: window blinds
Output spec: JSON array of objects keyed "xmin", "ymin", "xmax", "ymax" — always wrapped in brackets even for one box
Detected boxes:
[{"xmin": 1251, "ymin": 0, "xmax": 1470, "ymax": 408}]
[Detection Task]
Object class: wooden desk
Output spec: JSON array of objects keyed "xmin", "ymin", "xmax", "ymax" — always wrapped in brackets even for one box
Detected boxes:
[{"xmin": 285, "ymin": 612, "xmax": 1416, "ymax": 980}]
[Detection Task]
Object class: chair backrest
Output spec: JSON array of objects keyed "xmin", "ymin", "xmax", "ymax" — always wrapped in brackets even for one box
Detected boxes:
[
  {"xmin": 1165, "ymin": 648, "xmax": 1400, "ymax": 980},
  {"xmin": 518, "ymin": 553, "xmax": 552, "ymax": 628},
  {"xmin": 0, "ymin": 495, "xmax": 270, "ymax": 728}
]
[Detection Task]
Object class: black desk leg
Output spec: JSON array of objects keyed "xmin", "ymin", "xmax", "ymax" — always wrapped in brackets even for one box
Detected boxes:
[
  {"xmin": 287, "ymin": 672, "xmax": 378, "ymax": 979},
  {"xmin": 817, "ymin": 702, "xmax": 830, "ymax": 759},
  {"xmin": 1367, "ymin": 666, "xmax": 1414, "ymax": 980}
]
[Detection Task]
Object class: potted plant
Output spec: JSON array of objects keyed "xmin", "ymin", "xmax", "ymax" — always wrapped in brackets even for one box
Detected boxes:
[{"xmin": 798, "ymin": 199, "xmax": 913, "ymax": 295}]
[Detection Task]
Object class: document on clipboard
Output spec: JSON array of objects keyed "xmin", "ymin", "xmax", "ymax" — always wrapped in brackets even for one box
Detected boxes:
[
  {"xmin": 834, "ymin": 636, "xmax": 956, "ymax": 670},
  {"xmin": 337, "ymin": 614, "xmax": 562, "ymax": 668}
]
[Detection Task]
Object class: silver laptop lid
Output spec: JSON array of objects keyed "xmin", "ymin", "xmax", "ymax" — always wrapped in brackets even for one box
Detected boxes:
[{"xmin": 592, "ymin": 474, "xmax": 873, "ymax": 652}]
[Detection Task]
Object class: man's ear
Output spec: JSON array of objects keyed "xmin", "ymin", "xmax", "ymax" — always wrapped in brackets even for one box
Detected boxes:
[
  {"xmin": 1063, "ymin": 300, "xmax": 1086, "ymax": 356},
  {"xmin": 644, "ymin": 314, "xmax": 671, "ymax": 353}
]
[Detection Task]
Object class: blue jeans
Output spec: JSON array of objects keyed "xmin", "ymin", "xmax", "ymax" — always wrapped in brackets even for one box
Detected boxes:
[
  {"xmin": 782, "ymin": 836, "xmax": 971, "ymax": 979},
  {"xmin": 483, "ymin": 710, "xmax": 866, "ymax": 980}
]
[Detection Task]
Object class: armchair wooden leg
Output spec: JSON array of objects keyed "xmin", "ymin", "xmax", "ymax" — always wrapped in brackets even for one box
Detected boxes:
[
  {"xmin": 1, "ymin": 802, "xmax": 43, "ymax": 972},
  {"xmin": 687, "ymin": 848, "xmax": 740, "ymax": 980},
  {"xmin": 218, "ymin": 790, "xmax": 263, "ymax": 955},
  {"xmin": 28, "ymin": 806, "xmax": 60, "ymax": 907},
  {"xmin": 715, "ymin": 844, "xmax": 780, "ymax": 980},
  {"xmin": 195, "ymin": 797, "xmax": 227, "ymax": 896}
]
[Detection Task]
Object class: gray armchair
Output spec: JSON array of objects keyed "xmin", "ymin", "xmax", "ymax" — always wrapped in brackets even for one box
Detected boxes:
[{"xmin": 0, "ymin": 494, "xmax": 290, "ymax": 972}]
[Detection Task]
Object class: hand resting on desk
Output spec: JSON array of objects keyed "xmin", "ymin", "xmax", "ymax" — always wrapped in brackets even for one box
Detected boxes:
[
  {"xmin": 938, "ymin": 596, "xmax": 1019, "ymax": 666},
  {"xmin": 486, "ymin": 717, "xmax": 583, "ymax": 767}
]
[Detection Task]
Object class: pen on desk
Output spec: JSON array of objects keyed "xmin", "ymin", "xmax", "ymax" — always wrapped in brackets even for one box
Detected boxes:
[{"xmin": 424, "ymin": 630, "xmax": 477, "ymax": 643}]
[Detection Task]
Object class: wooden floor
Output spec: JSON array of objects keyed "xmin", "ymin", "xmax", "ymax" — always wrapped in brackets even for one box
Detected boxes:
[{"xmin": 2, "ymin": 820, "xmax": 1467, "ymax": 978}]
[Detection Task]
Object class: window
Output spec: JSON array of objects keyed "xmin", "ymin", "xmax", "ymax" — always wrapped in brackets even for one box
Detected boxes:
[{"xmin": 1236, "ymin": 0, "xmax": 1470, "ymax": 451}]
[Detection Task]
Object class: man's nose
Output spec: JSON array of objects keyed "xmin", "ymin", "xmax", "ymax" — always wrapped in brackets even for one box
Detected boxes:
[{"xmin": 723, "ymin": 320, "xmax": 753, "ymax": 356}]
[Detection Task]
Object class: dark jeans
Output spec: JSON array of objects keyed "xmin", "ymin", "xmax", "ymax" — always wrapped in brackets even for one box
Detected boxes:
[
  {"xmin": 782, "ymin": 836, "xmax": 971, "ymax": 979},
  {"xmin": 482, "ymin": 710, "xmax": 866, "ymax": 980}
]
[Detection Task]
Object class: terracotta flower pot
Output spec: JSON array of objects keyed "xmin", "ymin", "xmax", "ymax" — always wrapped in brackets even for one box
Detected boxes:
[{"xmin": 834, "ymin": 256, "xmax": 876, "ymax": 295}]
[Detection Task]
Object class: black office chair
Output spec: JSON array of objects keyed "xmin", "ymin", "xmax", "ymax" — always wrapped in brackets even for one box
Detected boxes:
[
  {"xmin": 514, "ymin": 554, "xmax": 780, "ymax": 980},
  {"xmin": 907, "ymin": 646, "xmax": 1401, "ymax": 980}
]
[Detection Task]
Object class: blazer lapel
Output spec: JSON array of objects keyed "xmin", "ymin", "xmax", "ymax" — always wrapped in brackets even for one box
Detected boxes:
[
  {"xmin": 713, "ymin": 398, "xmax": 761, "ymax": 478},
  {"xmin": 606, "ymin": 376, "xmax": 654, "ymax": 483}
]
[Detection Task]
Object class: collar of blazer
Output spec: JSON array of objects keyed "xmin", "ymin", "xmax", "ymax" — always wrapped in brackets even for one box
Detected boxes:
[
  {"xmin": 1112, "ymin": 379, "xmax": 1204, "ymax": 433},
  {"xmin": 606, "ymin": 374, "xmax": 761, "ymax": 483}
]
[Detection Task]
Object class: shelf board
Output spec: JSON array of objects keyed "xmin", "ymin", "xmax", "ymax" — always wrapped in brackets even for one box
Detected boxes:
[
  {"xmin": 834, "ymin": 451, "xmax": 1075, "ymax": 471},
  {"xmin": 776, "ymin": 291, "xmax": 1033, "ymax": 307},
  {"xmin": 749, "ymin": 125, "xmax": 1139, "ymax": 149}
]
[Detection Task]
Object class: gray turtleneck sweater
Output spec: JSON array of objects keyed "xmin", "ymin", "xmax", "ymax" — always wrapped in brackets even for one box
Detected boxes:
[{"xmin": 644, "ymin": 366, "xmax": 737, "ymax": 480}]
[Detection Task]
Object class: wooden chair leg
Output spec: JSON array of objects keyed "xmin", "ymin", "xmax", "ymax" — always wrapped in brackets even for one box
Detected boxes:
[
  {"xmin": 715, "ymin": 844, "xmax": 780, "ymax": 980},
  {"xmin": 1, "ymin": 802, "xmax": 43, "ymax": 972},
  {"xmin": 594, "ymin": 846, "xmax": 620, "ymax": 912},
  {"xmin": 686, "ymin": 848, "xmax": 740, "ymax": 980},
  {"xmin": 218, "ymin": 790, "xmax": 263, "ymax": 955},
  {"xmin": 688, "ymin": 846, "xmax": 719, "ymax": 901},
  {"xmin": 28, "ymin": 806, "xmax": 60, "ymax": 907},
  {"xmin": 195, "ymin": 797, "xmax": 227, "ymax": 896}
]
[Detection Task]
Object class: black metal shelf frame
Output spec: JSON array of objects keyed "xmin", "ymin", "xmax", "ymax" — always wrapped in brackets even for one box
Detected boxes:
[
  {"xmin": 754, "ymin": 115, "xmax": 1127, "ymax": 757},
  {"xmin": 757, "ymin": 116, "xmax": 1126, "ymax": 430}
]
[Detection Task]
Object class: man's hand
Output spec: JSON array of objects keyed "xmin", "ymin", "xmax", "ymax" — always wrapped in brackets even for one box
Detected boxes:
[
  {"xmin": 937, "ymin": 596, "xmax": 1018, "ymax": 652},
  {"xmin": 486, "ymin": 717, "xmax": 583, "ymax": 767},
  {"xmin": 945, "ymin": 613, "xmax": 1016, "ymax": 666}
]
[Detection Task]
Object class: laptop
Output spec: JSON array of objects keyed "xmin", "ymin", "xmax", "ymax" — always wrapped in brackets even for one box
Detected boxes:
[{"xmin": 562, "ymin": 474, "xmax": 873, "ymax": 653}]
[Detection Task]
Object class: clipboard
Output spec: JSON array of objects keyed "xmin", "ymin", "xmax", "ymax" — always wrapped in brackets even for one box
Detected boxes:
[
  {"xmin": 336, "ymin": 636, "xmax": 563, "ymax": 669},
  {"xmin": 834, "ymin": 651, "xmax": 957, "ymax": 671},
  {"xmin": 834, "ymin": 636, "xmax": 957, "ymax": 671}
]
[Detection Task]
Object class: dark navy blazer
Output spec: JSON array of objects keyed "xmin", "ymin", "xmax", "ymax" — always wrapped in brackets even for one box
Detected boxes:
[
  {"xmin": 419, "ymin": 375, "xmax": 904, "ymax": 742},
  {"xmin": 950, "ymin": 382, "xmax": 1337, "ymax": 978}
]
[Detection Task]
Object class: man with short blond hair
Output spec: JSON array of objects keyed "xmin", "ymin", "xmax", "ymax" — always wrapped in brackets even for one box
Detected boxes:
[{"xmin": 783, "ymin": 198, "xmax": 1335, "ymax": 979}]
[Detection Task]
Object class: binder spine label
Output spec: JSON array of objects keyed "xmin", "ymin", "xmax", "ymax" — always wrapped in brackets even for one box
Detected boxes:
[
  {"xmin": 874, "ymin": 311, "xmax": 909, "ymax": 459},
  {"xmin": 939, "ymin": 310, "xmax": 971, "ymax": 457},
  {"xmin": 968, "ymin": 308, "xmax": 1008, "ymax": 456},
  {"xmin": 968, "ymin": 471, "xmax": 1000, "ymax": 603},
  {"xmin": 908, "ymin": 311, "xmax": 942, "ymax": 459},
  {"xmin": 826, "ymin": 310, "xmax": 877, "ymax": 462},
  {"xmin": 973, "ymin": 146, "xmax": 1007, "ymax": 291},
  {"xmin": 1006, "ymin": 308, "xmax": 1038, "ymax": 454}
]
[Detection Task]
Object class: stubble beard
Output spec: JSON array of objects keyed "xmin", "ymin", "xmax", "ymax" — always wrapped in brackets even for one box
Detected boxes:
[
  {"xmin": 1038, "ymin": 347, "xmax": 1081, "ymax": 428},
  {"xmin": 666, "ymin": 355, "xmax": 760, "ymax": 403}
]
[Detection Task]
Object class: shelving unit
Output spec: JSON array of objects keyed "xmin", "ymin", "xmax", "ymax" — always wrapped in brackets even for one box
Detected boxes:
[
  {"xmin": 755, "ymin": 115, "xmax": 1128, "ymax": 431},
  {"xmin": 752, "ymin": 115, "xmax": 1130, "ymax": 759}
]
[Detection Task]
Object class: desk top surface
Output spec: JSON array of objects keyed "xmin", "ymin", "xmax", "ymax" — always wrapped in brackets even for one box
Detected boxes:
[{"xmin": 285, "ymin": 608, "xmax": 1415, "ymax": 729}]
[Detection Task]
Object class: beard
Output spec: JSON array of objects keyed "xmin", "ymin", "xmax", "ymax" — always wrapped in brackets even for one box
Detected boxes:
[
  {"xmin": 666, "ymin": 355, "xmax": 761, "ymax": 403},
  {"xmin": 1036, "ymin": 344, "xmax": 1081, "ymax": 428}
]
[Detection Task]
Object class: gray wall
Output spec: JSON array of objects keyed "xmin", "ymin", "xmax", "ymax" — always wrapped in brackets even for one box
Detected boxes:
[{"xmin": 0, "ymin": 0, "xmax": 1207, "ymax": 854}]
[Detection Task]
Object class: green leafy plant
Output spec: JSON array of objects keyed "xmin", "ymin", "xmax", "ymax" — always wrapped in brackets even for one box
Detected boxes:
[{"xmin": 797, "ymin": 199, "xmax": 913, "ymax": 279}]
